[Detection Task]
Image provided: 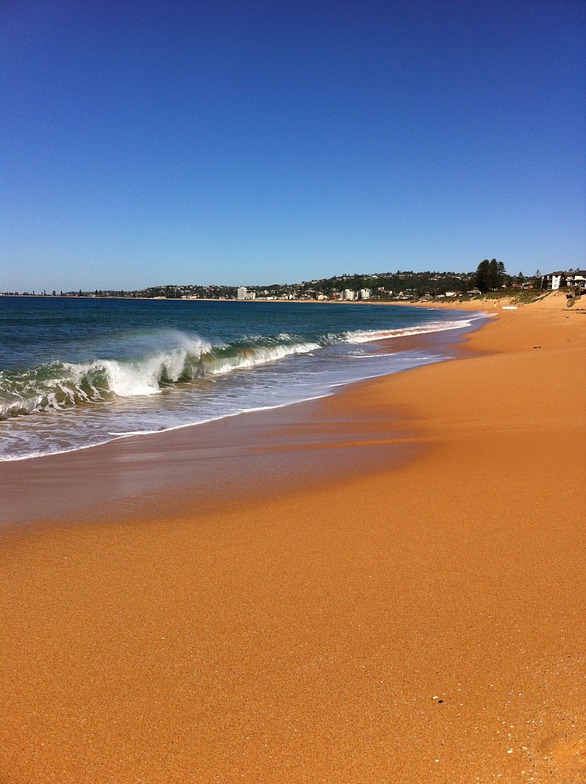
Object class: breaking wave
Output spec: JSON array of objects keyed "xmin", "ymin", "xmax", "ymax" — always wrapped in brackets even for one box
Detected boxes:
[
  {"xmin": 0, "ymin": 314, "xmax": 479, "ymax": 422},
  {"xmin": 0, "ymin": 333, "xmax": 320, "ymax": 419},
  {"xmin": 344, "ymin": 316, "xmax": 481, "ymax": 343}
]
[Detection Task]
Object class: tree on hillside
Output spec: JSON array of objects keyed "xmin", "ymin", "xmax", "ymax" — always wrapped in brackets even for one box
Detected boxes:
[
  {"xmin": 474, "ymin": 258, "xmax": 506, "ymax": 292},
  {"xmin": 474, "ymin": 259, "xmax": 491, "ymax": 292},
  {"xmin": 489, "ymin": 259, "xmax": 499, "ymax": 289}
]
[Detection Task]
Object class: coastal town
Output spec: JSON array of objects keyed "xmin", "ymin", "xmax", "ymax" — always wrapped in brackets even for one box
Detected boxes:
[{"xmin": 3, "ymin": 266, "xmax": 585, "ymax": 302}]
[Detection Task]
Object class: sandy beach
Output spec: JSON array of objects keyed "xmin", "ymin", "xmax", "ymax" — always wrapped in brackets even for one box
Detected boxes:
[{"xmin": 1, "ymin": 296, "xmax": 585, "ymax": 783}]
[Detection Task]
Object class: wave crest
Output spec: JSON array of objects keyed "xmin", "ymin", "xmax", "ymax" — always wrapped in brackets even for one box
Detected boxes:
[
  {"xmin": 0, "ymin": 334, "xmax": 319, "ymax": 420},
  {"xmin": 344, "ymin": 318, "xmax": 477, "ymax": 343}
]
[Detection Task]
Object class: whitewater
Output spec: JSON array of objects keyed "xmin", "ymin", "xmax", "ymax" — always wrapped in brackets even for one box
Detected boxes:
[{"xmin": 0, "ymin": 297, "xmax": 487, "ymax": 461}]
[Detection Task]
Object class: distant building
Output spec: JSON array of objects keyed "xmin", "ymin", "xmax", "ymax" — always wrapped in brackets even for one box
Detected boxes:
[
  {"xmin": 568, "ymin": 270, "xmax": 586, "ymax": 291},
  {"xmin": 359, "ymin": 288, "xmax": 371, "ymax": 300},
  {"xmin": 542, "ymin": 270, "xmax": 586, "ymax": 291},
  {"xmin": 542, "ymin": 272, "xmax": 564, "ymax": 290},
  {"xmin": 237, "ymin": 286, "xmax": 256, "ymax": 300},
  {"xmin": 342, "ymin": 289, "xmax": 356, "ymax": 301}
]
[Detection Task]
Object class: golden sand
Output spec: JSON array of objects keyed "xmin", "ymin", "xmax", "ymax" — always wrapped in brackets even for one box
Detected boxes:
[{"xmin": 1, "ymin": 296, "xmax": 584, "ymax": 783}]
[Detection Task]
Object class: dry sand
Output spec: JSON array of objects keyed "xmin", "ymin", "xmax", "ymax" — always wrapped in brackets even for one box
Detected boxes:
[{"xmin": 1, "ymin": 296, "xmax": 585, "ymax": 783}]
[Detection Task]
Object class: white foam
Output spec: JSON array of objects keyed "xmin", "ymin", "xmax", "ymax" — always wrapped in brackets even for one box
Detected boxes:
[{"xmin": 344, "ymin": 318, "xmax": 479, "ymax": 344}]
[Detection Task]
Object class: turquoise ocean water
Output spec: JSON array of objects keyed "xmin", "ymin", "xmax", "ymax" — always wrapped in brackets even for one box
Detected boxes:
[{"xmin": 0, "ymin": 297, "xmax": 486, "ymax": 461}]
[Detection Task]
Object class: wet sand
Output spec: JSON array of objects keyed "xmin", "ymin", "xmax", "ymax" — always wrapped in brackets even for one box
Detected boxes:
[{"xmin": 1, "ymin": 299, "xmax": 585, "ymax": 783}]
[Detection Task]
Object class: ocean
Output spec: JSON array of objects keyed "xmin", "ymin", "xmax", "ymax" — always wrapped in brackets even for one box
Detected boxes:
[{"xmin": 0, "ymin": 297, "xmax": 486, "ymax": 462}]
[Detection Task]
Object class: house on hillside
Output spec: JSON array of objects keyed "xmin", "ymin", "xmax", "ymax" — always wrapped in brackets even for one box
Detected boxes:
[
  {"xmin": 567, "ymin": 270, "xmax": 586, "ymax": 291},
  {"xmin": 542, "ymin": 270, "xmax": 586, "ymax": 291}
]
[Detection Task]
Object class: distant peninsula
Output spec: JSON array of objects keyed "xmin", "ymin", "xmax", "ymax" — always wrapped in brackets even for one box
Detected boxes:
[{"xmin": 3, "ymin": 262, "xmax": 560, "ymax": 302}]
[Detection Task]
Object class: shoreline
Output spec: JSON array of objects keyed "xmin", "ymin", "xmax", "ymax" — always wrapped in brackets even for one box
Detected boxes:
[
  {"xmin": 0, "ymin": 321, "xmax": 478, "ymax": 522},
  {"xmin": 0, "ymin": 301, "xmax": 483, "ymax": 467},
  {"xmin": 1, "ymin": 302, "xmax": 585, "ymax": 782}
]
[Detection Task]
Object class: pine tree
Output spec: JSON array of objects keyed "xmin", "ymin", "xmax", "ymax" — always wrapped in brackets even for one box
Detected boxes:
[
  {"xmin": 488, "ymin": 259, "xmax": 499, "ymax": 289},
  {"xmin": 474, "ymin": 259, "xmax": 491, "ymax": 293}
]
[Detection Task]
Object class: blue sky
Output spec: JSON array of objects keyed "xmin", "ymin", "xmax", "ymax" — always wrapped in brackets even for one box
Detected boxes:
[{"xmin": 2, "ymin": 0, "xmax": 584, "ymax": 291}]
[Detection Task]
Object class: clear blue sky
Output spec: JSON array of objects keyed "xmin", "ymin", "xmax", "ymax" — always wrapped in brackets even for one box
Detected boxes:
[{"xmin": 2, "ymin": 0, "xmax": 584, "ymax": 291}]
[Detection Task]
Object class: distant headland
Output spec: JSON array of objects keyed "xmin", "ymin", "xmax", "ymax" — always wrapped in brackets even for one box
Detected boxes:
[{"xmin": 2, "ymin": 262, "xmax": 584, "ymax": 303}]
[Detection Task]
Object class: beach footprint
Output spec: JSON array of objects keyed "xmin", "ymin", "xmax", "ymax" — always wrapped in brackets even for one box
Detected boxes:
[{"xmin": 538, "ymin": 733, "xmax": 586, "ymax": 782}]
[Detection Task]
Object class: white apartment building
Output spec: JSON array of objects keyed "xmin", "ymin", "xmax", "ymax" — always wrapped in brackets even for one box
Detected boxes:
[{"xmin": 542, "ymin": 270, "xmax": 586, "ymax": 291}]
